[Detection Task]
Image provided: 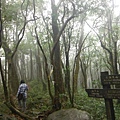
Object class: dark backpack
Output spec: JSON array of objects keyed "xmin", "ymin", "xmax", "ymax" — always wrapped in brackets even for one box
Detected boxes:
[{"xmin": 18, "ymin": 93, "xmax": 23, "ymax": 100}]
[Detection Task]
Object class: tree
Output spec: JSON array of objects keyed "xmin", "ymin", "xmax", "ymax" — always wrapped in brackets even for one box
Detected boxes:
[{"xmin": 1, "ymin": 0, "xmax": 36, "ymax": 118}]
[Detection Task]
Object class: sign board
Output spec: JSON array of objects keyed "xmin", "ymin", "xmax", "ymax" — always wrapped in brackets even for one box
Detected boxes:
[
  {"xmin": 85, "ymin": 72, "xmax": 120, "ymax": 120},
  {"xmin": 103, "ymin": 89, "xmax": 120, "ymax": 99},
  {"xmin": 86, "ymin": 89, "xmax": 120, "ymax": 99},
  {"xmin": 101, "ymin": 75, "xmax": 120, "ymax": 85},
  {"xmin": 85, "ymin": 89, "xmax": 103, "ymax": 98}
]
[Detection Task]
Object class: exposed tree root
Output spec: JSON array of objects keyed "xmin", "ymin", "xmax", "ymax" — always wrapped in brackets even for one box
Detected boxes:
[{"xmin": 5, "ymin": 102, "xmax": 36, "ymax": 120}]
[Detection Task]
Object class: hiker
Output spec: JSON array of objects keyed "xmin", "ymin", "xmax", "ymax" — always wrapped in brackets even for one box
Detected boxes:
[{"xmin": 16, "ymin": 80, "xmax": 28, "ymax": 112}]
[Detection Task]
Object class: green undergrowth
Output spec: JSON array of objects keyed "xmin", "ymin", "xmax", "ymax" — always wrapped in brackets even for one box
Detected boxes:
[
  {"xmin": 1, "ymin": 81, "xmax": 120, "ymax": 120},
  {"xmin": 27, "ymin": 80, "xmax": 52, "ymax": 113},
  {"xmin": 27, "ymin": 81, "xmax": 120, "ymax": 120},
  {"xmin": 74, "ymin": 89, "xmax": 106, "ymax": 120},
  {"xmin": 0, "ymin": 86, "xmax": 10, "ymax": 114},
  {"xmin": 74, "ymin": 89, "xmax": 120, "ymax": 120}
]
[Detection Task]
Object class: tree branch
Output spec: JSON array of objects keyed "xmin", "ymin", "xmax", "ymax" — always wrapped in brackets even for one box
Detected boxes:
[
  {"xmin": 86, "ymin": 21, "xmax": 112, "ymax": 55},
  {"xmin": 51, "ymin": 1, "xmax": 76, "ymax": 59}
]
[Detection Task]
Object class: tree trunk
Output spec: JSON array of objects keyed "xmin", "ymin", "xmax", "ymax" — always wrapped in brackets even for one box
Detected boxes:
[
  {"xmin": 8, "ymin": 56, "xmax": 19, "ymax": 95},
  {"xmin": 113, "ymin": 41, "xmax": 118, "ymax": 74},
  {"xmin": 74, "ymin": 55, "xmax": 80, "ymax": 92},
  {"xmin": 2, "ymin": 41, "xmax": 19, "ymax": 95},
  {"xmin": 0, "ymin": 58, "xmax": 8, "ymax": 102},
  {"xmin": 30, "ymin": 49, "xmax": 33, "ymax": 81},
  {"xmin": 51, "ymin": 0, "xmax": 65, "ymax": 110}
]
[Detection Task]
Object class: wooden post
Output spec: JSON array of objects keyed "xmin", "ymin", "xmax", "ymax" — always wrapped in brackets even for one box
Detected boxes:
[
  {"xmin": 101, "ymin": 72, "xmax": 115, "ymax": 120},
  {"xmin": 0, "ymin": 0, "xmax": 2, "ymax": 48}
]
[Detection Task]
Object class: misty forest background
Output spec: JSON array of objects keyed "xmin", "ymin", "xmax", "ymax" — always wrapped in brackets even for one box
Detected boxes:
[{"xmin": 0, "ymin": 0, "xmax": 120, "ymax": 119}]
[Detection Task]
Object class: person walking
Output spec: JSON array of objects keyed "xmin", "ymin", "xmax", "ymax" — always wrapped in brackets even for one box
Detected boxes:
[{"xmin": 16, "ymin": 80, "xmax": 28, "ymax": 112}]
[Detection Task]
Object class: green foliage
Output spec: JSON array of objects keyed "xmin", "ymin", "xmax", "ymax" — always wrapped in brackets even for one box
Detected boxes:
[
  {"xmin": 27, "ymin": 80, "xmax": 52, "ymax": 112},
  {"xmin": 2, "ymin": 2, "xmax": 21, "ymax": 22},
  {"xmin": 20, "ymin": 81, "xmax": 120, "ymax": 119},
  {"xmin": 74, "ymin": 89, "xmax": 120, "ymax": 120},
  {"xmin": 25, "ymin": 81, "xmax": 120, "ymax": 119},
  {"xmin": 1, "ymin": 80, "xmax": 120, "ymax": 120},
  {"xmin": 0, "ymin": 85, "xmax": 10, "ymax": 114},
  {"xmin": 74, "ymin": 89, "xmax": 106, "ymax": 120}
]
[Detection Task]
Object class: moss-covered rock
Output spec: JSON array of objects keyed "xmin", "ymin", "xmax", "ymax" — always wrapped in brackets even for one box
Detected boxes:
[{"xmin": 47, "ymin": 108, "xmax": 91, "ymax": 120}]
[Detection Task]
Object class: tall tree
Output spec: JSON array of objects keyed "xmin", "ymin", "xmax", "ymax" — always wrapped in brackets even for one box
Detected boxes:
[{"xmin": 50, "ymin": 0, "xmax": 77, "ymax": 109}]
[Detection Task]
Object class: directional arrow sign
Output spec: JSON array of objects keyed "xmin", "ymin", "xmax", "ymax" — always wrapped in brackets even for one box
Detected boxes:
[
  {"xmin": 86, "ymin": 89, "xmax": 120, "ymax": 99},
  {"xmin": 85, "ymin": 89, "xmax": 103, "ymax": 98}
]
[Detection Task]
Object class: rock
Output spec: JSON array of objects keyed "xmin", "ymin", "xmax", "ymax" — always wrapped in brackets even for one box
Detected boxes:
[{"xmin": 47, "ymin": 108, "xmax": 91, "ymax": 120}]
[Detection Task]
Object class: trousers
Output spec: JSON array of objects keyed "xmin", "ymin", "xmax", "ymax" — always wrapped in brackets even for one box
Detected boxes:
[{"xmin": 18, "ymin": 97, "xmax": 26, "ymax": 111}]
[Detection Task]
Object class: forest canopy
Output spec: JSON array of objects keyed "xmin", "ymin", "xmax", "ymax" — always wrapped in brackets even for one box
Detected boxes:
[{"xmin": 0, "ymin": 0, "xmax": 120, "ymax": 119}]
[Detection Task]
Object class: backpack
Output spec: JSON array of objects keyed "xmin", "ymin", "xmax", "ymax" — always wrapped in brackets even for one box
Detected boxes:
[{"xmin": 18, "ymin": 93, "xmax": 23, "ymax": 100}]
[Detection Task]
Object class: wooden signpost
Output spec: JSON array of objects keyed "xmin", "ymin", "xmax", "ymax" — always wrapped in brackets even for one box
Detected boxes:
[
  {"xmin": 86, "ymin": 89, "xmax": 120, "ymax": 99},
  {"xmin": 86, "ymin": 71, "xmax": 120, "ymax": 120}
]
